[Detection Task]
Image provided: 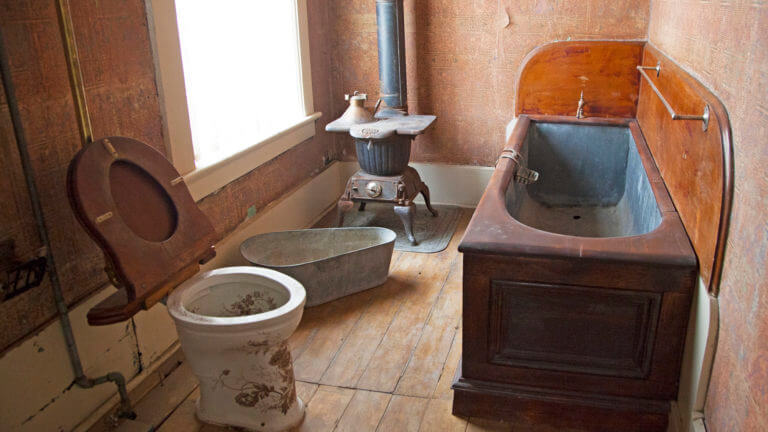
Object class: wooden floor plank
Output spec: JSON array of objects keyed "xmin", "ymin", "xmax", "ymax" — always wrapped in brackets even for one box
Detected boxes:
[
  {"xmin": 334, "ymin": 390, "xmax": 392, "ymax": 432},
  {"xmin": 296, "ymin": 381, "xmax": 319, "ymax": 405},
  {"xmin": 465, "ymin": 417, "xmax": 514, "ymax": 431},
  {"xmin": 429, "ymin": 254, "xmax": 463, "ymax": 320},
  {"xmin": 319, "ymin": 258, "xmax": 411, "ymax": 387},
  {"xmin": 288, "ymin": 251, "xmax": 402, "ymax": 376},
  {"xmin": 156, "ymin": 388, "xmax": 201, "ymax": 432},
  {"xmin": 376, "ymin": 395, "xmax": 429, "ymax": 432},
  {"xmin": 418, "ymin": 398, "xmax": 467, "ymax": 432},
  {"xmin": 198, "ymin": 423, "xmax": 228, "ymax": 432},
  {"xmin": 356, "ymin": 217, "xmax": 468, "ymax": 393},
  {"xmin": 355, "ymin": 253, "xmax": 446, "ymax": 392},
  {"xmin": 289, "ymin": 318, "xmax": 319, "ymax": 359},
  {"xmin": 433, "ymin": 325, "xmax": 462, "ymax": 400},
  {"xmin": 395, "ymin": 257, "xmax": 463, "ymax": 396},
  {"xmin": 132, "ymin": 361, "xmax": 198, "ymax": 427},
  {"xmin": 295, "ymin": 385, "xmax": 355, "ymax": 432},
  {"xmin": 292, "ymin": 288, "xmax": 377, "ymax": 382},
  {"xmin": 394, "ymin": 314, "xmax": 459, "ymax": 397},
  {"xmin": 355, "ymin": 213, "xmax": 468, "ymax": 391}
]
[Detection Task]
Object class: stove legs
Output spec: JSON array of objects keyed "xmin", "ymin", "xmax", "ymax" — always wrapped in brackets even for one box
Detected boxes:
[
  {"xmin": 336, "ymin": 199, "xmax": 354, "ymax": 227},
  {"xmin": 394, "ymin": 204, "xmax": 418, "ymax": 245},
  {"xmin": 420, "ymin": 183, "xmax": 438, "ymax": 217},
  {"xmin": 340, "ymin": 199, "xmax": 418, "ymax": 245}
]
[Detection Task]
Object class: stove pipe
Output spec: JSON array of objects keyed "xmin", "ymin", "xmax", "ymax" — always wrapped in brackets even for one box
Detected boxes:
[{"xmin": 375, "ymin": 0, "xmax": 407, "ymax": 118}]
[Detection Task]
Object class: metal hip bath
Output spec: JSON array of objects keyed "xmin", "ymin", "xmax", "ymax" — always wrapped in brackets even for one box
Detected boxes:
[{"xmin": 241, "ymin": 227, "xmax": 396, "ymax": 307}]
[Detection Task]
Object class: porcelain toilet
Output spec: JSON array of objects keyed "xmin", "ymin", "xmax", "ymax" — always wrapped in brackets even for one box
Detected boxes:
[
  {"xmin": 66, "ymin": 137, "xmax": 307, "ymax": 431},
  {"xmin": 168, "ymin": 267, "xmax": 306, "ymax": 431}
]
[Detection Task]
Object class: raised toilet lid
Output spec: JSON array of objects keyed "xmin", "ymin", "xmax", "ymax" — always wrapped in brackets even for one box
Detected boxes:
[{"xmin": 67, "ymin": 137, "xmax": 218, "ymax": 325}]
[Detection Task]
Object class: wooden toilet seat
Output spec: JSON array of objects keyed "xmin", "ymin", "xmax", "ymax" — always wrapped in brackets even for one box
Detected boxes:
[{"xmin": 67, "ymin": 137, "xmax": 218, "ymax": 325}]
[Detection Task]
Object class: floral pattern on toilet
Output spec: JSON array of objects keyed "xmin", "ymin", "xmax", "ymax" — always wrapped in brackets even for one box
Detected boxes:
[
  {"xmin": 215, "ymin": 341, "xmax": 297, "ymax": 415},
  {"xmin": 224, "ymin": 292, "xmax": 279, "ymax": 316}
]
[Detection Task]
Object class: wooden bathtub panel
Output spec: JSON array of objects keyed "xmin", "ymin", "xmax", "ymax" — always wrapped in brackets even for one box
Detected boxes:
[
  {"xmin": 488, "ymin": 280, "xmax": 661, "ymax": 379},
  {"xmin": 636, "ymin": 44, "xmax": 734, "ymax": 294},
  {"xmin": 460, "ymin": 253, "xmax": 693, "ymax": 401},
  {"xmin": 515, "ymin": 41, "xmax": 644, "ymax": 118}
]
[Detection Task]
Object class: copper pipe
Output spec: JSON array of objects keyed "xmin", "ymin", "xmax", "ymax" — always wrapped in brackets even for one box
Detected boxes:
[{"xmin": 56, "ymin": 0, "xmax": 93, "ymax": 146}]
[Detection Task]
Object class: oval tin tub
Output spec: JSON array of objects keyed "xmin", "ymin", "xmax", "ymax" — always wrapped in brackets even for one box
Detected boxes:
[{"xmin": 241, "ymin": 227, "xmax": 396, "ymax": 307}]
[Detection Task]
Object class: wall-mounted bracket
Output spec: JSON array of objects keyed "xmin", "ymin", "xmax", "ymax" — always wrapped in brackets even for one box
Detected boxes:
[
  {"xmin": 638, "ymin": 61, "xmax": 661, "ymax": 77},
  {"xmin": 637, "ymin": 64, "xmax": 709, "ymax": 131}
]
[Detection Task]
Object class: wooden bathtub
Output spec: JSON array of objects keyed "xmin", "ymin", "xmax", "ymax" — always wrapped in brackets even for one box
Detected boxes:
[{"xmin": 452, "ymin": 115, "xmax": 697, "ymax": 431}]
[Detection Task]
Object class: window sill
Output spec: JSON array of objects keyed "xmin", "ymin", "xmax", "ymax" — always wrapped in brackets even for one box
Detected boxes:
[{"xmin": 183, "ymin": 112, "xmax": 322, "ymax": 201}]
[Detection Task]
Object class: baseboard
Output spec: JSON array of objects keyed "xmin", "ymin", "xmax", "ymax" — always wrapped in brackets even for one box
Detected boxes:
[
  {"xmin": 338, "ymin": 161, "xmax": 494, "ymax": 208},
  {"xmin": 673, "ymin": 277, "xmax": 719, "ymax": 432}
]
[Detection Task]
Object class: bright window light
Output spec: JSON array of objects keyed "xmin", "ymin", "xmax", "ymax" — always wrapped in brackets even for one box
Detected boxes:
[{"xmin": 175, "ymin": 1, "xmax": 305, "ymax": 168}]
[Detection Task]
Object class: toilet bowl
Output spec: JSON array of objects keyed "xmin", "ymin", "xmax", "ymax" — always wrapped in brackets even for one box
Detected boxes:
[
  {"xmin": 66, "ymin": 137, "xmax": 308, "ymax": 430},
  {"xmin": 168, "ymin": 267, "xmax": 306, "ymax": 432}
]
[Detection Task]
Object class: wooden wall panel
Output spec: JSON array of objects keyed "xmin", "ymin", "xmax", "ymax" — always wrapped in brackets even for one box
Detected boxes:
[
  {"xmin": 636, "ymin": 44, "xmax": 732, "ymax": 293},
  {"xmin": 515, "ymin": 41, "xmax": 644, "ymax": 118}
]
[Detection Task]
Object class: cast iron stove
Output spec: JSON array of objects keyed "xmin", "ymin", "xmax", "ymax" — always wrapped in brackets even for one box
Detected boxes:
[{"xmin": 326, "ymin": 0, "xmax": 438, "ymax": 245}]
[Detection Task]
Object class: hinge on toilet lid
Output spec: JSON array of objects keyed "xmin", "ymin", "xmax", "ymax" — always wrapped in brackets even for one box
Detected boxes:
[{"xmin": 102, "ymin": 138, "xmax": 119, "ymax": 159}]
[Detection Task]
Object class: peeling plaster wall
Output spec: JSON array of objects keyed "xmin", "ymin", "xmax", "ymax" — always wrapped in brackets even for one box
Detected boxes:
[
  {"xmin": 648, "ymin": 1, "xmax": 768, "ymax": 430},
  {"xmin": 329, "ymin": 0, "xmax": 650, "ymax": 166}
]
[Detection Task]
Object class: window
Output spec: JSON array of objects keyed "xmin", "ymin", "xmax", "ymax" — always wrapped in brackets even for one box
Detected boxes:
[{"xmin": 149, "ymin": 0, "xmax": 320, "ymax": 200}]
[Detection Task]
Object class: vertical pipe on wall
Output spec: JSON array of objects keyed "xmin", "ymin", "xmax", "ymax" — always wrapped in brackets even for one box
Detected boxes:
[
  {"xmin": 0, "ymin": 8, "xmax": 136, "ymax": 421},
  {"xmin": 375, "ymin": 0, "xmax": 408, "ymax": 118},
  {"xmin": 55, "ymin": 0, "xmax": 94, "ymax": 147}
]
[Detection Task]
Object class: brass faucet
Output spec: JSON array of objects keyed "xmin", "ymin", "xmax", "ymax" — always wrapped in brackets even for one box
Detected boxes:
[{"xmin": 576, "ymin": 91, "xmax": 585, "ymax": 119}]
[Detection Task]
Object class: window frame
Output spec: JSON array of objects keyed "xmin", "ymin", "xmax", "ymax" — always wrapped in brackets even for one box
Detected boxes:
[{"xmin": 147, "ymin": 0, "xmax": 320, "ymax": 201}]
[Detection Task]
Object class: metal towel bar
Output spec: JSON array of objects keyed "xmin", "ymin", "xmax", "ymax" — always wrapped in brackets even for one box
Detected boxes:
[{"xmin": 637, "ymin": 63, "xmax": 709, "ymax": 131}]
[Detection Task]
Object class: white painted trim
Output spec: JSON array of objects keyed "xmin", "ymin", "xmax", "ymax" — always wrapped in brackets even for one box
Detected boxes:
[
  {"xmin": 672, "ymin": 276, "xmax": 719, "ymax": 432},
  {"xmin": 295, "ymin": 0, "xmax": 314, "ymax": 117},
  {"xmin": 338, "ymin": 161, "xmax": 495, "ymax": 208},
  {"xmin": 692, "ymin": 417, "xmax": 708, "ymax": 432},
  {"xmin": 146, "ymin": 0, "xmax": 196, "ymax": 173},
  {"xmin": 146, "ymin": 0, "xmax": 318, "ymax": 200},
  {"xmin": 668, "ymin": 402, "xmax": 681, "ymax": 432},
  {"xmin": 184, "ymin": 112, "xmax": 322, "ymax": 201}
]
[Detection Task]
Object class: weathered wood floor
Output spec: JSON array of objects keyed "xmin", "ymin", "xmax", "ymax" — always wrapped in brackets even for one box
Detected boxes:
[{"xmin": 120, "ymin": 209, "xmax": 514, "ymax": 431}]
